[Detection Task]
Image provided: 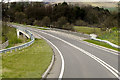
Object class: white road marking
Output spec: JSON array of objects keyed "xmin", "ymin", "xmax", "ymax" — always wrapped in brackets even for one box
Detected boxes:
[
  {"xmin": 47, "ymin": 29, "xmax": 118, "ymax": 55},
  {"xmin": 44, "ymin": 29, "xmax": 118, "ymax": 55},
  {"xmin": 33, "ymin": 31, "xmax": 65, "ymax": 79},
  {"xmin": 21, "ymin": 26, "xmax": 119, "ymax": 79},
  {"xmin": 38, "ymin": 30, "xmax": 120, "ymax": 79},
  {"xmin": 17, "ymin": 25, "xmax": 119, "ymax": 55}
]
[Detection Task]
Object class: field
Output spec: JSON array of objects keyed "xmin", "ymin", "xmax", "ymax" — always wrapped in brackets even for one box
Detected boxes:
[{"xmin": 2, "ymin": 39, "xmax": 53, "ymax": 78}]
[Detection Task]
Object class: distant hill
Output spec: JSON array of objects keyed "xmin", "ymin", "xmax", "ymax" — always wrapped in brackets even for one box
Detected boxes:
[
  {"xmin": 43, "ymin": 1, "xmax": 118, "ymax": 12},
  {"xmin": 68, "ymin": 2, "xmax": 118, "ymax": 11}
]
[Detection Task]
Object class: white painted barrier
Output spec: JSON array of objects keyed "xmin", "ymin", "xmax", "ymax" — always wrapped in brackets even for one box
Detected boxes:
[{"xmin": 90, "ymin": 34, "xmax": 120, "ymax": 49}]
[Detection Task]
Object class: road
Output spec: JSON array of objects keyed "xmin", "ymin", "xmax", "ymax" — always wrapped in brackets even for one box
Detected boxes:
[{"xmin": 16, "ymin": 25, "xmax": 119, "ymax": 79}]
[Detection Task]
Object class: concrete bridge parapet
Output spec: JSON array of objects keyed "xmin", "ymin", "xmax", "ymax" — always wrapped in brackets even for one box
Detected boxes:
[{"xmin": 17, "ymin": 29, "xmax": 30, "ymax": 38}]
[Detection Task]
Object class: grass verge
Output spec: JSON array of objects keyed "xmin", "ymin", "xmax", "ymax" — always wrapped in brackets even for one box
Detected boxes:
[
  {"xmin": 98, "ymin": 30, "xmax": 119, "ymax": 45},
  {"xmin": 2, "ymin": 39, "xmax": 53, "ymax": 78},
  {"xmin": 74, "ymin": 26, "xmax": 101, "ymax": 34},
  {"xmin": 84, "ymin": 39, "xmax": 119, "ymax": 51}
]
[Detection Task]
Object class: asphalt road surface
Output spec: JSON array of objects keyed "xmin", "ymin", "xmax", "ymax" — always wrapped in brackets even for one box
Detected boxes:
[{"xmin": 16, "ymin": 25, "xmax": 119, "ymax": 79}]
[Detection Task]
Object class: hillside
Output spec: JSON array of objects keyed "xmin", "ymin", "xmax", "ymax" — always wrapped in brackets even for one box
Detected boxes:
[
  {"xmin": 43, "ymin": 1, "xmax": 118, "ymax": 11},
  {"xmin": 68, "ymin": 2, "xmax": 118, "ymax": 11}
]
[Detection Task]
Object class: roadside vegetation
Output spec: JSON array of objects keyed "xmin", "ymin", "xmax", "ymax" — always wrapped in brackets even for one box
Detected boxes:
[
  {"xmin": 2, "ymin": 39, "xmax": 53, "ymax": 78},
  {"xmin": 3, "ymin": 2, "xmax": 118, "ymax": 30},
  {"xmin": 2, "ymin": 2, "xmax": 119, "ymax": 47},
  {"xmin": 2, "ymin": 23, "xmax": 22, "ymax": 47},
  {"xmin": 98, "ymin": 28, "xmax": 119, "ymax": 45},
  {"xmin": 74, "ymin": 26, "xmax": 119, "ymax": 46},
  {"xmin": 2, "ymin": 23, "xmax": 30, "ymax": 48}
]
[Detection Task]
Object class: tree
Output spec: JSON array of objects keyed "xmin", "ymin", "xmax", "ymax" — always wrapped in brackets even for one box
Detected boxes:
[
  {"xmin": 62, "ymin": 2, "xmax": 68, "ymax": 6},
  {"xmin": 15, "ymin": 12, "xmax": 26, "ymax": 23},
  {"xmin": 75, "ymin": 19, "xmax": 88, "ymax": 26},
  {"xmin": 33, "ymin": 20, "xmax": 42, "ymax": 26},
  {"xmin": 102, "ymin": 16, "xmax": 118, "ymax": 29},
  {"xmin": 26, "ymin": 18, "xmax": 35, "ymax": 25},
  {"xmin": 63, "ymin": 23, "xmax": 74, "ymax": 31},
  {"xmin": 85, "ymin": 8, "xmax": 99, "ymax": 24},
  {"xmin": 42, "ymin": 16, "xmax": 51, "ymax": 27},
  {"xmin": 57, "ymin": 17, "xmax": 68, "ymax": 29},
  {"xmin": 2, "ymin": 2, "xmax": 117, "ymax": 30},
  {"xmin": 73, "ymin": 6, "xmax": 86, "ymax": 20}
]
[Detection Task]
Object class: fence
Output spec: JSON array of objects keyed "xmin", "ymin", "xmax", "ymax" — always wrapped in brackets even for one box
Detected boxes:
[{"xmin": 0, "ymin": 25, "xmax": 35, "ymax": 53}]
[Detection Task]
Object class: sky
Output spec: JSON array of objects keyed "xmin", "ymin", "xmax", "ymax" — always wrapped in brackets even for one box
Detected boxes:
[
  {"xmin": 44, "ymin": 0, "xmax": 119, "ymax": 2},
  {"xmin": 1, "ymin": 0, "xmax": 119, "ymax": 2}
]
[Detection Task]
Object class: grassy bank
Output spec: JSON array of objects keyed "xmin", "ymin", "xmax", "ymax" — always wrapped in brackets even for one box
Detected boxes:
[
  {"xmin": 74, "ymin": 26, "xmax": 119, "ymax": 45},
  {"xmin": 2, "ymin": 39, "xmax": 53, "ymax": 78},
  {"xmin": 85, "ymin": 39, "xmax": 119, "ymax": 51},
  {"xmin": 2, "ymin": 23, "xmax": 22, "ymax": 44},
  {"xmin": 98, "ymin": 30, "xmax": 119, "ymax": 45},
  {"xmin": 2, "ymin": 23, "xmax": 30, "ymax": 48}
]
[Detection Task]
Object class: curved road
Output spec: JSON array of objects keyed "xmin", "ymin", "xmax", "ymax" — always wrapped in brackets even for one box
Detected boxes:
[{"xmin": 16, "ymin": 25, "xmax": 119, "ymax": 79}]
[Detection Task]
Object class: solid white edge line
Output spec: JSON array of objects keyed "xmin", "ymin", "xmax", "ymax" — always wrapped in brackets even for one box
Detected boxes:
[
  {"xmin": 51, "ymin": 29, "xmax": 119, "ymax": 55},
  {"xmin": 39, "ymin": 30, "xmax": 119, "ymax": 79},
  {"xmin": 36, "ymin": 33, "xmax": 65, "ymax": 80},
  {"xmin": 49, "ymin": 28, "xmax": 118, "ymax": 54}
]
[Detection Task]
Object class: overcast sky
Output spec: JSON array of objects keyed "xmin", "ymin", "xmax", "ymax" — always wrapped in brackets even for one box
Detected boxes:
[
  {"xmin": 44, "ymin": 0, "xmax": 119, "ymax": 2},
  {"xmin": 1, "ymin": 0, "xmax": 119, "ymax": 3}
]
